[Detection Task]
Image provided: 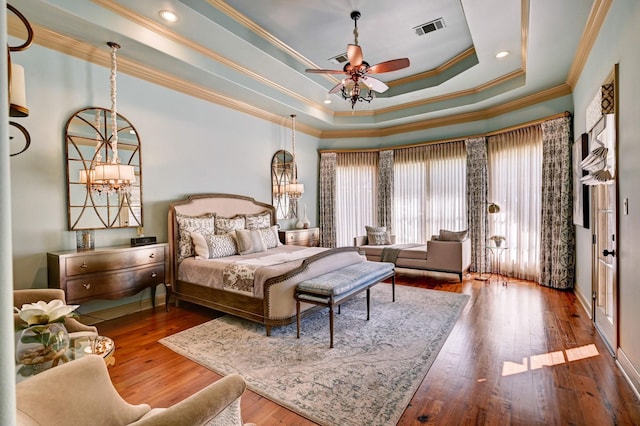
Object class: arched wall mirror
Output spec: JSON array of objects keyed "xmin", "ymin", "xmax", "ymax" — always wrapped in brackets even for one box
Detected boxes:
[
  {"xmin": 65, "ymin": 107, "xmax": 143, "ymax": 230},
  {"xmin": 271, "ymin": 149, "xmax": 296, "ymax": 219}
]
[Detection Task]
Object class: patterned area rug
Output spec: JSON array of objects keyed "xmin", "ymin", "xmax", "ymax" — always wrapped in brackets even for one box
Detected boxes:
[{"xmin": 160, "ymin": 285, "xmax": 469, "ymax": 426}]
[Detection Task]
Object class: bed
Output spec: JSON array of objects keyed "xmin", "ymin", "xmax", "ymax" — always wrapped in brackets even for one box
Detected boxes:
[{"xmin": 167, "ymin": 193, "xmax": 366, "ymax": 335}]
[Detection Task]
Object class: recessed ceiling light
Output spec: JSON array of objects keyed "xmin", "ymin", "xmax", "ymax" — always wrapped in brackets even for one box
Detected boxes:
[
  {"xmin": 496, "ymin": 50, "xmax": 510, "ymax": 59},
  {"xmin": 159, "ymin": 10, "xmax": 178, "ymax": 23},
  {"xmin": 324, "ymin": 98, "xmax": 332, "ymax": 104}
]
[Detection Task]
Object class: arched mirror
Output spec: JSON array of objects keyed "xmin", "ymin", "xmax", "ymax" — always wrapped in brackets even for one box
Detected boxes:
[
  {"xmin": 65, "ymin": 107, "xmax": 143, "ymax": 230},
  {"xmin": 272, "ymin": 149, "xmax": 295, "ymax": 219}
]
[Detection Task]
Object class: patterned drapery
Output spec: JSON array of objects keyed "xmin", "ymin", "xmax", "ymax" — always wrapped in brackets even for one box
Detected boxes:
[
  {"xmin": 540, "ymin": 116, "xmax": 575, "ymax": 289},
  {"xmin": 465, "ymin": 137, "xmax": 488, "ymax": 273},
  {"xmin": 378, "ymin": 150, "xmax": 394, "ymax": 230},
  {"xmin": 319, "ymin": 152, "xmax": 337, "ymax": 248}
]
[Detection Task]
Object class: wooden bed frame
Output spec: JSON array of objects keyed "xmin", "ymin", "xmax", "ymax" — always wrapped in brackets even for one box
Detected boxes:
[{"xmin": 167, "ymin": 193, "xmax": 361, "ymax": 335}]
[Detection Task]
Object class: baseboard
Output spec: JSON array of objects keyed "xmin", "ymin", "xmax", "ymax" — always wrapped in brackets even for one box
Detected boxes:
[
  {"xmin": 77, "ymin": 294, "xmax": 166, "ymax": 325},
  {"xmin": 617, "ymin": 348, "xmax": 640, "ymax": 400},
  {"xmin": 573, "ymin": 286, "xmax": 592, "ymax": 319}
]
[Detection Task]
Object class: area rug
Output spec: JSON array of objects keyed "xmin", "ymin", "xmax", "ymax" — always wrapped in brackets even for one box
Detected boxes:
[{"xmin": 160, "ymin": 285, "xmax": 469, "ymax": 426}]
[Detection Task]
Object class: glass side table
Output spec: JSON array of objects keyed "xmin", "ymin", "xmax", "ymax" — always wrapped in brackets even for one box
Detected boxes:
[
  {"xmin": 16, "ymin": 335, "xmax": 115, "ymax": 382},
  {"xmin": 485, "ymin": 244, "xmax": 509, "ymax": 286}
]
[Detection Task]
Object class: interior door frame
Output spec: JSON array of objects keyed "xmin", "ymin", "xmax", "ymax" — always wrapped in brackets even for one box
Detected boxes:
[{"xmin": 590, "ymin": 66, "xmax": 619, "ymax": 357}]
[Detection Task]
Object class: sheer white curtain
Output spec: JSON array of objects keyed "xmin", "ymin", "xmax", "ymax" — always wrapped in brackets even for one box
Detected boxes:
[
  {"xmin": 393, "ymin": 146, "xmax": 428, "ymax": 243},
  {"xmin": 488, "ymin": 126, "xmax": 542, "ymax": 280},
  {"xmin": 393, "ymin": 142, "xmax": 466, "ymax": 243},
  {"xmin": 427, "ymin": 141, "xmax": 467, "ymax": 238},
  {"xmin": 335, "ymin": 152, "xmax": 378, "ymax": 247}
]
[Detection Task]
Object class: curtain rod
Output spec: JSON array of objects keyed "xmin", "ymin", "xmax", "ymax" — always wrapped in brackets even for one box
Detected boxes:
[{"xmin": 318, "ymin": 111, "xmax": 572, "ymax": 154}]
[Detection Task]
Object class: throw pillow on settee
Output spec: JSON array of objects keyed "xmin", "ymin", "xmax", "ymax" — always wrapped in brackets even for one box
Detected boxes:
[{"xmin": 365, "ymin": 225, "xmax": 392, "ymax": 245}]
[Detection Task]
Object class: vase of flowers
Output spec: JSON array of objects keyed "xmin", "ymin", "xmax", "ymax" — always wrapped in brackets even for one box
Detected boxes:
[
  {"xmin": 15, "ymin": 300, "xmax": 79, "ymax": 368},
  {"xmin": 489, "ymin": 235, "xmax": 506, "ymax": 247}
]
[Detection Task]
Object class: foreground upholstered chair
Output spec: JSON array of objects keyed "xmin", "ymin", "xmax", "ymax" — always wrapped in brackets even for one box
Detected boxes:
[
  {"xmin": 16, "ymin": 355, "xmax": 252, "ymax": 426},
  {"xmin": 13, "ymin": 289, "xmax": 98, "ymax": 339}
]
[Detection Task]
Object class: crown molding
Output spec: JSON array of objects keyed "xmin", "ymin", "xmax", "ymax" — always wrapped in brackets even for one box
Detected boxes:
[{"xmin": 566, "ymin": 0, "xmax": 613, "ymax": 89}]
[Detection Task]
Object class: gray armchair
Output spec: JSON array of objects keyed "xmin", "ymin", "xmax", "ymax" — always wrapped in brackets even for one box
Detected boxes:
[{"xmin": 16, "ymin": 355, "xmax": 253, "ymax": 426}]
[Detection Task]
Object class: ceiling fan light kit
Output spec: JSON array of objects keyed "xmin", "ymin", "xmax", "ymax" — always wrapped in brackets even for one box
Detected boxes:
[{"xmin": 305, "ymin": 10, "xmax": 410, "ymax": 109}]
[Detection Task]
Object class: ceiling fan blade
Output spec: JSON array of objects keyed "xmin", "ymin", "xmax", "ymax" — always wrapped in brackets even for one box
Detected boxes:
[
  {"xmin": 361, "ymin": 76, "xmax": 389, "ymax": 93},
  {"xmin": 367, "ymin": 58, "xmax": 410, "ymax": 74},
  {"xmin": 347, "ymin": 44, "xmax": 363, "ymax": 68},
  {"xmin": 329, "ymin": 81, "xmax": 345, "ymax": 94},
  {"xmin": 305, "ymin": 68, "xmax": 347, "ymax": 74}
]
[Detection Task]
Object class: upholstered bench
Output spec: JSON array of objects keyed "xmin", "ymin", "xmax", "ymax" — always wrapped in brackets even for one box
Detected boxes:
[{"xmin": 295, "ymin": 261, "xmax": 395, "ymax": 348}]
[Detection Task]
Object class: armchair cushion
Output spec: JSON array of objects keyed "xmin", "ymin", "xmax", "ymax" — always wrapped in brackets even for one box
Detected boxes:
[
  {"xmin": 17, "ymin": 355, "xmax": 150, "ymax": 426},
  {"xmin": 16, "ymin": 355, "xmax": 250, "ymax": 426}
]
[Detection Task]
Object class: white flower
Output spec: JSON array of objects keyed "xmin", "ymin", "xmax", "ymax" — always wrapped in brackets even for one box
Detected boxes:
[{"xmin": 17, "ymin": 300, "xmax": 79, "ymax": 326}]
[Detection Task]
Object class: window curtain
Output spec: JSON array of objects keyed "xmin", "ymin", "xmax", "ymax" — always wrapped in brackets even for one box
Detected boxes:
[
  {"xmin": 426, "ymin": 141, "xmax": 467, "ymax": 238},
  {"xmin": 393, "ymin": 142, "xmax": 466, "ymax": 244},
  {"xmin": 378, "ymin": 150, "xmax": 394, "ymax": 230},
  {"xmin": 488, "ymin": 126, "xmax": 543, "ymax": 280},
  {"xmin": 335, "ymin": 152, "xmax": 378, "ymax": 247},
  {"xmin": 539, "ymin": 116, "xmax": 575, "ymax": 289},
  {"xmin": 319, "ymin": 152, "xmax": 337, "ymax": 248},
  {"xmin": 393, "ymin": 146, "xmax": 428, "ymax": 243},
  {"xmin": 465, "ymin": 137, "xmax": 488, "ymax": 273}
]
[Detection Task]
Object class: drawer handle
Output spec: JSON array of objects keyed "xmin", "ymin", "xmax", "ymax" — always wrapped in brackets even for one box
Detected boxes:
[
  {"xmin": 81, "ymin": 262, "xmax": 88, "ymax": 268},
  {"xmin": 149, "ymin": 253, "xmax": 155, "ymax": 259},
  {"xmin": 151, "ymin": 272, "xmax": 157, "ymax": 278},
  {"xmin": 83, "ymin": 283, "xmax": 91, "ymax": 290}
]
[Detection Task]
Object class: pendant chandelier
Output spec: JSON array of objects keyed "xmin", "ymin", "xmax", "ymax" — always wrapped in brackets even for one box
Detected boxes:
[
  {"xmin": 82, "ymin": 42, "xmax": 135, "ymax": 195},
  {"xmin": 286, "ymin": 114, "xmax": 304, "ymax": 199}
]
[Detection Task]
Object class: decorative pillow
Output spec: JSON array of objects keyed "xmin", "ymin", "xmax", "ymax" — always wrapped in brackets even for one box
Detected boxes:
[
  {"xmin": 365, "ymin": 225, "xmax": 391, "ymax": 245},
  {"xmin": 235, "ymin": 229, "xmax": 267, "ymax": 255},
  {"xmin": 191, "ymin": 231, "xmax": 210, "ymax": 260},
  {"xmin": 215, "ymin": 216, "xmax": 245, "ymax": 235},
  {"xmin": 245, "ymin": 211, "xmax": 272, "ymax": 230},
  {"xmin": 193, "ymin": 231, "xmax": 237, "ymax": 259},
  {"xmin": 438, "ymin": 229, "xmax": 468, "ymax": 242},
  {"xmin": 258, "ymin": 225, "xmax": 281, "ymax": 249},
  {"xmin": 176, "ymin": 213, "xmax": 215, "ymax": 262}
]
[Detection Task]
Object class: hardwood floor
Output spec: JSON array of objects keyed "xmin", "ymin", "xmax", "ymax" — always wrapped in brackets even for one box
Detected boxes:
[{"xmin": 97, "ymin": 271, "xmax": 640, "ymax": 425}]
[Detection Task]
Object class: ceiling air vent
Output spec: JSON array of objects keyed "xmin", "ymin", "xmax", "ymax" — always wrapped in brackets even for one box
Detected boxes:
[
  {"xmin": 413, "ymin": 18, "xmax": 446, "ymax": 36},
  {"xmin": 329, "ymin": 52, "xmax": 349, "ymax": 65}
]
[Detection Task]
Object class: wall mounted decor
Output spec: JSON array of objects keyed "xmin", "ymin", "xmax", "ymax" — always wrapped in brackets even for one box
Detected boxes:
[{"xmin": 65, "ymin": 107, "xmax": 142, "ymax": 230}]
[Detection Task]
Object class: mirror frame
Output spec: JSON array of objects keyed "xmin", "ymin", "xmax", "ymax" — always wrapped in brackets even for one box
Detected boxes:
[
  {"xmin": 65, "ymin": 107, "xmax": 143, "ymax": 230},
  {"xmin": 271, "ymin": 149, "xmax": 297, "ymax": 219}
]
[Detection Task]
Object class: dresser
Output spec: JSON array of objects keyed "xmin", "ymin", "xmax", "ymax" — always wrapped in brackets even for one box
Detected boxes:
[
  {"xmin": 47, "ymin": 243, "xmax": 169, "ymax": 309},
  {"xmin": 278, "ymin": 227, "xmax": 320, "ymax": 247}
]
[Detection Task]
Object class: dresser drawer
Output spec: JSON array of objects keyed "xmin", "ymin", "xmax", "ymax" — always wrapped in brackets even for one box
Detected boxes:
[
  {"xmin": 279, "ymin": 228, "xmax": 319, "ymax": 247},
  {"xmin": 66, "ymin": 264, "xmax": 166, "ymax": 303},
  {"xmin": 65, "ymin": 246, "xmax": 165, "ymax": 276}
]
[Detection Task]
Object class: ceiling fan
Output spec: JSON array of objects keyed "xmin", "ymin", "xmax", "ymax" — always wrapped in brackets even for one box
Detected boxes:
[{"xmin": 305, "ymin": 10, "xmax": 410, "ymax": 109}]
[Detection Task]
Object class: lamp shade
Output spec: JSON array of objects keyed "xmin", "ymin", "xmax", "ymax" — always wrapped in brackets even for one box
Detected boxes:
[
  {"xmin": 93, "ymin": 164, "xmax": 136, "ymax": 183},
  {"xmin": 286, "ymin": 183, "xmax": 304, "ymax": 195},
  {"xmin": 10, "ymin": 63, "xmax": 29, "ymax": 117}
]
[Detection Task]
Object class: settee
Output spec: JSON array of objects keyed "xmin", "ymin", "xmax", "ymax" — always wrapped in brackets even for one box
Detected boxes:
[{"xmin": 354, "ymin": 229, "xmax": 471, "ymax": 281}]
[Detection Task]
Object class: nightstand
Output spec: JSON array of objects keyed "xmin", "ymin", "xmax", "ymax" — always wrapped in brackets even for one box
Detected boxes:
[{"xmin": 278, "ymin": 228, "xmax": 320, "ymax": 247}]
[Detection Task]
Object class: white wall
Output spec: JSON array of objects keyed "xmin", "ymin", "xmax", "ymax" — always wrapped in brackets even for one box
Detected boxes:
[
  {"xmin": 572, "ymin": 0, "xmax": 640, "ymax": 390},
  {"xmin": 9, "ymin": 43, "xmax": 320, "ymax": 313}
]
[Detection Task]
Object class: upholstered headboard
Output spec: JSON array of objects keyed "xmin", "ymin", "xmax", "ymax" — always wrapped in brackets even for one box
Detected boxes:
[{"xmin": 167, "ymin": 193, "xmax": 277, "ymax": 283}]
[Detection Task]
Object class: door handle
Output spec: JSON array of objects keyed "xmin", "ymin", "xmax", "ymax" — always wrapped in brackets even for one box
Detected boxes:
[{"xmin": 603, "ymin": 249, "xmax": 616, "ymax": 257}]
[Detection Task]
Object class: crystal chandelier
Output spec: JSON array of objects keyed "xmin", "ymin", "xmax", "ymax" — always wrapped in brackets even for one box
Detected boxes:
[
  {"xmin": 286, "ymin": 114, "xmax": 304, "ymax": 199},
  {"xmin": 340, "ymin": 75, "xmax": 374, "ymax": 109},
  {"xmin": 82, "ymin": 42, "xmax": 135, "ymax": 195}
]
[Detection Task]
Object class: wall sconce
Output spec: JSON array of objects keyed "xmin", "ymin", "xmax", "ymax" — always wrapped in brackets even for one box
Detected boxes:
[{"xmin": 7, "ymin": 4, "xmax": 33, "ymax": 157}]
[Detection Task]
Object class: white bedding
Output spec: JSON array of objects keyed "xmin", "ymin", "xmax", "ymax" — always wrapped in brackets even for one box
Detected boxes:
[{"xmin": 178, "ymin": 245, "xmax": 327, "ymax": 297}]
